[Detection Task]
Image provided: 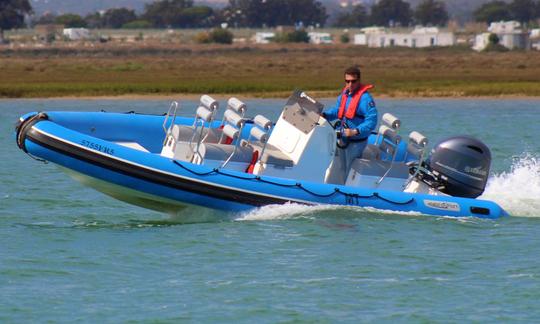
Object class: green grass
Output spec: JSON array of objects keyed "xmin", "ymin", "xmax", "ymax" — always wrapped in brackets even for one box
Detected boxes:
[{"xmin": 1, "ymin": 44, "xmax": 540, "ymax": 98}]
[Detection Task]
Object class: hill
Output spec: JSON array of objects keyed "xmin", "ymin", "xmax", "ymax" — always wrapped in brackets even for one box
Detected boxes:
[
  {"xmin": 30, "ymin": 0, "xmax": 225, "ymax": 15},
  {"xmin": 30, "ymin": 0, "xmax": 495, "ymax": 23}
]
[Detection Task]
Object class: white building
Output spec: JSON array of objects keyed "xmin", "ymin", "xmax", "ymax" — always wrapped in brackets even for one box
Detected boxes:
[
  {"xmin": 354, "ymin": 26, "xmax": 454, "ymax": 48},
  {"xmin": 308, "ymin": 32, "xmax": 333, "ymax": 44},
  {"xmin": 488, "ymin": 20, "xmax": 520, "ymax": 34},
  {"xmin": 473, "ymin": 21, "xmax": 530, "ymax": 51},
  {"xmin": 409, "ymin": 27, "xmax": 455, "ymax": 47},
  {"xmin": 488, "ymin": 21, "xmax": 529, "ymax": 50},
  {"xmin": 529, "ymin": 28, "xmax": 540, "ymax": 50},
  {"xmin": 472, "ymin": 33, "xmax": 491, "ymax": 51},
  {"xmin": 254, "ymin": 32, "xmax": 275, "ymax": 44},
  {"xmin": 63, "ymin": 28, "xmax": 90, "ymax": 41},
  {"xmin": 353, "ymin": 27, "xmax": 386, "ymax": 45}
]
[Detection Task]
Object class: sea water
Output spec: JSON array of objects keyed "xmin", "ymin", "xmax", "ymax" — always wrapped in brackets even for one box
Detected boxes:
[{"xmin": 1, "ymin": 98, "xmax": 539, "ymax": 322}]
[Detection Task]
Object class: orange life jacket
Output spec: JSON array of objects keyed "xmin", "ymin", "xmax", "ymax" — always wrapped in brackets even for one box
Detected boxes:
[{"xmin": 338, "ymin": 84, "xmax": 374, "ymax": 119}]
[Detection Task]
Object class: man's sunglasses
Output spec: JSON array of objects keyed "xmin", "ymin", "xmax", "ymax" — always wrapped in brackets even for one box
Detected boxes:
[{"xmin": 345, "ymin": 79, "xmax": 358, "ymax": 84}]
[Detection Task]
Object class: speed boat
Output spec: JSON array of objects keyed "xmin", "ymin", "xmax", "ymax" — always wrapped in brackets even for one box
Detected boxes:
[{"xmin": 15, "ymin": 91, "xmax": 508, "ymax": 219}]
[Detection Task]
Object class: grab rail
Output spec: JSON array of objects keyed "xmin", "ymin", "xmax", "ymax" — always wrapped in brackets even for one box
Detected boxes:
[{"xmin": 162, "ymin": 101, "xmax": 179, "ymax": 145}]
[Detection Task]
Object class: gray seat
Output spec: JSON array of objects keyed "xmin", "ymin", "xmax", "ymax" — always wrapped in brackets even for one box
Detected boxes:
[
  {"xmin": 171, "ymin": 124, "xmax": 223, "ymax": 144},
  {"xmin": 361, "ymin": 144, "xmax": 381, "ymax": 160},
  {"xmin": 200, "ymin": 143, "xmax": 254, "ymax": 163},
  {"xmin": 361, "ymin": 116, "xmax": 401, "ymax": 162},
  {"xmin": 352, "ymin": 114, "xmax": 406, "ymax": 186},
  {"xmin": 350, "ymin": 159, "xmax": 409, "ymax": 179},
  {"xmin": 249, "ymin": 142, "xmax": 294, "ymax": 167}
]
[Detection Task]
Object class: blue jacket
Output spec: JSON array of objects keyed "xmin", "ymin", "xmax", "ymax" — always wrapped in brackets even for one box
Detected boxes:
[{"xmin": 323, "ymin": 89, "xmax": 378, "ymax": 140}]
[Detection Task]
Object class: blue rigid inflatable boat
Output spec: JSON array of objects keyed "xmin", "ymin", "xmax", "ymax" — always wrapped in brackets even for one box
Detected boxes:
[{"xmin": 15, "ymin": 92, "xmax": 508, "ymax": 219}]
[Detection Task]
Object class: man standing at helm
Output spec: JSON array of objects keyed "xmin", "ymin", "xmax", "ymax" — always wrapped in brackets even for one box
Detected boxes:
[{"xmin": 322, "ymin": 66, "xmax": 378, "ymax": 184}]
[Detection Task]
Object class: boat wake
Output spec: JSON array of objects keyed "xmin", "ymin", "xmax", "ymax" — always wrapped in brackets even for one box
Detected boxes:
[
  {"xmin": 235, "ymin": 203, "xmax": 336, "ymax": 221},
  {"xmin": 480, "ymin": 154, "xmax": 540, "ymax": 217},
  {"xmin": 234, "ymin": 202, "xmax": 422, "ymax": 222},
  {"xmin": 238, "ymin": 154, "xmax": 540, "ymax": 221}
]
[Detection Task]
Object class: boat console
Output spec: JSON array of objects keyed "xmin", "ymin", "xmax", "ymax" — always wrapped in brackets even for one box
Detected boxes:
[{"xmin": 160, "ymin": 91, "xmax": 492, "ymax": 199}]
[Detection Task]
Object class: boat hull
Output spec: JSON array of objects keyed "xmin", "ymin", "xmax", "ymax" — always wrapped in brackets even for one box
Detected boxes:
[{"xmin": 16, "ymin": 111, "xmax": 509, "ymax": 219}]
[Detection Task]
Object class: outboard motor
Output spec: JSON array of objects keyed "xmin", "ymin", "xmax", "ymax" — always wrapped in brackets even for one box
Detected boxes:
[{"xmin": 426, "ymin": 136, "xmax": 491, "ymax": 198}]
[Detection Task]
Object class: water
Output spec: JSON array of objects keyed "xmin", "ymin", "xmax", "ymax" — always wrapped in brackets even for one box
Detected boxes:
[{"xmin": 1, "ymin": 98, "xmax": 540, "ymax": 322}]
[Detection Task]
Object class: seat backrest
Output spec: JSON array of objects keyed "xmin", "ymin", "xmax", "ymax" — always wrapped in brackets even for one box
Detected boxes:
[
  {"xmin": 243, "ymin": 114, "xmax": 272, "ymax": 169},
  {"xmin": 406, "ymin": 131, "xmax": 428, "ymax": 162},
  {"xmin": 360, "ymin": 113, "xmax": 402, "ymax": 161},
  {"xmin": 381, "ymin": 113, "xmax": 401, "ymax": 130},
  {"xmin": 216, "ymin": 97, "xmax": 247, "ymax": 143},
  {"xmin": 194, "ymin": 95, "xmax": 219, "ymax": 142},
  {"xmin": 377, "ymin": 124, "xmax": 401, "ymax": 161}
]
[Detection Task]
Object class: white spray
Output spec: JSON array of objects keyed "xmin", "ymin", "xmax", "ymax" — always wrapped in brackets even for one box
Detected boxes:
[
  {"xmin": 480, "ymin": 154, "xmax": 540, "ymax": 217},
  {"xmin": 237, "ymin": 155, "xmax": 540, "ymax": 221},
  {"xmin": 235, "ymin": 202, "xmax": 336, "ymax": 221}
]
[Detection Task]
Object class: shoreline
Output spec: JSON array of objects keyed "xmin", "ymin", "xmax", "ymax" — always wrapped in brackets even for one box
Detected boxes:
[{"xmin": 2, "ymin": 93, "xmax": 540, "ymax": 101}]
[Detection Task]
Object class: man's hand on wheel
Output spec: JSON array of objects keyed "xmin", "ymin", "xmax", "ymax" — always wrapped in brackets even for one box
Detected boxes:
[{"xmin": 343, "ymin": 128, "xmax": 359, "ymax": 137}]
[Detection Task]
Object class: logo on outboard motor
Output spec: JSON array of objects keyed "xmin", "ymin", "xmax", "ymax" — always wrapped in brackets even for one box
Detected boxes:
[{"xmin": 464, "ymin": 166, "xmax": 487, "ymax": 176}]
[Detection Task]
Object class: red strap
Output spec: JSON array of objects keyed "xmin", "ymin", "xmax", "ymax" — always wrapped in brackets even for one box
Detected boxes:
[
  {"xmin": 218, "ymin": 125, "xmax": 233, "ymax": 144},
  {"xmin": 338, "ymin": 84, "xmax": 373, "ymax": 119},
  {"xmin": 245, "ymin": 150, "xmax": 259, "ymax": 174}
]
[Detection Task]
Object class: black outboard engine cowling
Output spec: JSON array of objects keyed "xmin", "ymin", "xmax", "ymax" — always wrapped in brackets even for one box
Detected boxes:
[{"xmin": 428, "ymin": 136, "xmax": 491, "ymax": 198}]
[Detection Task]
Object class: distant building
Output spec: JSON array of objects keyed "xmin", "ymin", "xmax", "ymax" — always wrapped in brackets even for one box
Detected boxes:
[
  {"xmin": 308, "ymin": 32, "xmax": 332, "ymax": 44},
  {"xmin": 472, "ymin": 33, "xmax": 491, "ymax": 51},
  {"xmin": 353, "ymin": 27, "xmax": 385, "ymax": 45},
  {"xmin": 353, "ymin": 26, "xmax": 454, "ymax": 48},
  {"xmin": 35, "ymin": 24, "xmax": 64, "ymax": 42},
  {"xmin": 410, "ymin": 27, "xmax": 455, "ymax": 47},
  {"xmin": 254, "ymin": 32, "xmax": 275, "ymax": 44},
  {"xmin": 473, "ymin": 21, "xmax": 530, "ymax": 51},
  {"xmin": 530, "ymin": 29, "xmax": 540, "ymax": 51},
  {"xmin": 63, "ymin": 28, "xmax": 90, "ymax": 41}
]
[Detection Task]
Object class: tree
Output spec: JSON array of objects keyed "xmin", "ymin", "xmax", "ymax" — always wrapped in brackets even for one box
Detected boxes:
[
  {"xmin": 55, "ymin": 14, "xmax": 87, "ymax": 28},
  {"xmin": 473, "ymin": 1, "xmax": 511, "ymax": 23},
  {"xmin": 274, "ymin": 29, "xmax": 309, "ymax": 43},
  {"xmin": 194, "ymin": 28, "xmax": 234, "ymax": 44},
  {"xmin": 34, "ymin": 12, "xmax": 56, "ymax": 25},
  {"xmin": 102, "ymin": 8, "xmax": 137, "ymax": 29},
  {"xmin": 414, "ymin": 0, "xmax": 449, "ymax": 26},
  {"xmin": 143, "ymin": 0, "xmax": 213, "ymax": 28},
  {"xmin": 122, "ymin": 20, "xmax": 152, "ymax": 29},
  {"xmin": 334, "ymin": 4, "xmax": 368, "ymax": 27},
  {"xmin": 209, "ymin": 28, "xmax": 233, "ymax": 44},
  {"xmin": 84, "ymin": 12, "xmax": 103, "ymax": 29},
  {"xmin": 485, "ymin": 32, "xmax": 508, "ymax": 51},
  {"xmin": 222, "ymin": 0, "xmax": 326, "ymax": 28},
  {"xmin": 370, "ymin": 0, "xmax": 413, "ymax": 27},
  {"xmin": 220, "ymin": 0, "xmax": 255, "ymax": 28},
  {"xmin": 509, "ymin": 0, "xmax": 536, "ymax": 23},
  {"xmin": 285, "ymin": 0, "xmax": 327, "ymax": 27},
  {"xmin": 488, "ymin": 33, "xmax": 499, "ymax": 44},
  {"xmin": 143, "ymin": 0, "xmax": 191, "ymax": 27},
  {"xmin": 179, "ymin": 6, "xmax": 214, "ymax": 27},
  {"xmin": 0, "ymin": 0, "xmax": 32, "ymax": 42}
]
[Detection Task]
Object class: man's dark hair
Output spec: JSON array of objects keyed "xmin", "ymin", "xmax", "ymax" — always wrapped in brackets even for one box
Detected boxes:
[{"xmin": 344, "ymin": 66, "xmax": 361, "ymax": 80}]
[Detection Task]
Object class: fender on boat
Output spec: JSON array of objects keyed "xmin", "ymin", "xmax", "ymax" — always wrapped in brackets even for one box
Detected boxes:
[{"xmin": 16, "ymin": 112, "xmax": 48, "ymax": 153}]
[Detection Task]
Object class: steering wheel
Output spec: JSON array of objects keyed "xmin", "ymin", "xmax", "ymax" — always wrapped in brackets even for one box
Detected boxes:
[{"xmin": 331, "ymin": 120, "xmax": 350, "ymax": 149}]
